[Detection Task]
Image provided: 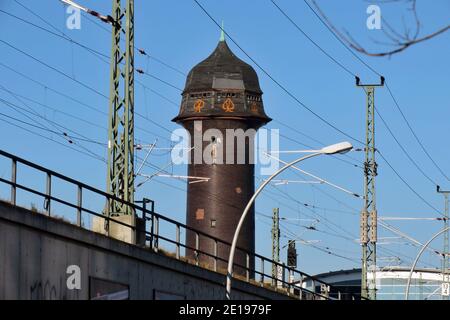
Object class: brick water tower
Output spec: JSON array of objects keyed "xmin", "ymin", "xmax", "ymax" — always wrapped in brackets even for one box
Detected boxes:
[{"xmin": 172, "ymin": 34, "xmax": 271, "ymax": 274}]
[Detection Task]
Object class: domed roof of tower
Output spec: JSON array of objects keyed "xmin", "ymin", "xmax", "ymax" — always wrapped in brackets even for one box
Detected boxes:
[
  {"xmin": 173, "ymin": 34, "xmax": 271, "ymax": 125},
  {"xmin": 183, "ymin": 39, "xmax": 262, "ymax": 94}
]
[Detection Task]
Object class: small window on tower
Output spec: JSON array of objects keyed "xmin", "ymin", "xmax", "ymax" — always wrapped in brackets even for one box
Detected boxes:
[{"xmin": 210, "ymin": 219, "xmax": 216, "ymax": 228}]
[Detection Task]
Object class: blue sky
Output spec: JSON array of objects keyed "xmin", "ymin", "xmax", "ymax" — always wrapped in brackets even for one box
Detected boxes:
[{"xmin": 0, "ymin": 0, "xmax": 449, "ymax": 276}]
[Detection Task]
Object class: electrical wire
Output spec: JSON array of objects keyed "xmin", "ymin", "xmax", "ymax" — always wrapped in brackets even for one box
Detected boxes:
[
  {"xmin": 268, "ymin": 0, "xmax": 445, "ymax": 221},
  {"xmin": 301, "ymin": 0, "xmax": 449, "ymax": 182},
  {"xmin": 374, "ymin": 106, "xmax": 438, "ymax": 186},
  {"xmin": 376, "ymin": 149, "xmax": 442, "ymax": 215},
  {"xmin": 192, "ymin": 0, "xmax": 365, "ymax": 146},
  {"xmin": 270, "ymin": 0, "xmax": 356, "ymax": 77}
]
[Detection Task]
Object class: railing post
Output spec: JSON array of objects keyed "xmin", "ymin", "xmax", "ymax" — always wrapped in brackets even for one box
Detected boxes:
[
  {"xmin": 45, "ymin": 172, "xmax": 51, "ymax": 216},
  {"xmin": 289, "ymin": 269, "xmax": 294, "ymax": 294},
  {"xmin": 154, "ymin": 215, "xmax": 159, "ymax": 252},
  {"xmin": 147, "ymin": 200, "xmax": 154, "ymax": 249},
  {"xmin": 299, "ymin": 274, "xmax": 304, "ymax": 300},
  {"xmin": 150, "ymin": 213, "xmax": 154, "ymax": 250},
  {"xmin": 260, "ymin": 258, "xmax": 264, "ymax": 283},
  {"xmin": 213, "ymin": 239, "xmax": 218, "ymax": 272},
  {"xmin": 195, "ymin": 232, "xmax": 199, "ymax": 266},
  {"xmin": 132, "ymin": 209, "xmax": 137, "ymax": 246},
  {"xmin": 77, "ymin": 185, "xmax": 82, "ymax": 227},
  {"xmin": 176, "ymin": 224, "xmax": 180, "ymax": 260},
  {"xmin": 246, "ymin": 253, "xmax": 250, "ymax": 282},
  {"xmin": 11, "ymin": 159, "xmax": 17, "ymax": 205}
]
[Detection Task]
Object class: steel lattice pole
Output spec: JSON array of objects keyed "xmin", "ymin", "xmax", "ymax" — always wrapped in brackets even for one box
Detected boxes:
[
  {"xmin": 272, "ymin": 208, "xmax": 280, "ymax": 285},
  {"xmin": 106, "ymin": 0, "xmax": 135, "ymax": 217},
  {"xmin": 357, "ymin": 76, "xmax": 384, "ymax": 300}
]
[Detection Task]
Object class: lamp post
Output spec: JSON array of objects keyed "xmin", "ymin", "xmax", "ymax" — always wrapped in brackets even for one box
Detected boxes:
[
  {"xmin": 225, "ymin": 141, "xmax": 353, "ymax": 300},
  {"xmin": 404, "ymin": 226, "xmax": 450, "ymax": 300}
]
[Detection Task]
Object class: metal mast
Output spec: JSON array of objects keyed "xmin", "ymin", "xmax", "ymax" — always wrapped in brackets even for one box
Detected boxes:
[
  {"xmin": 437, "ymin": 185, "xmax": 449, "ymax": 300},
  {"xmin": 272, "ymin": 208, "xmax": 280, "ymax": 284},
  {"xmin": 357, "ymin": 76, "xmax": 384, "ymax": 300},
  {"xmin": 106, "ymin": 0, "xmax": 135, "ymax": 216}
]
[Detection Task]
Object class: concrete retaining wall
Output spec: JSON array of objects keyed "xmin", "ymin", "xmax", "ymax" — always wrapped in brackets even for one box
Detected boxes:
[{"xmin": 0, "ymin": 201, "xmax": 292, "ymax": 300}]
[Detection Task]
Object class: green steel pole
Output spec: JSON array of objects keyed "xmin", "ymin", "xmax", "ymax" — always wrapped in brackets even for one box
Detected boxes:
[
  {"xmin": 357, "ymin": 76, "xmax": 384, "ymax": 300},
  {"xmin": 272, "ymin": 208, "xmax": 280, "ymax": 285},
  {"xmin": 106, "ymin": 0, "xmax": 135, "ymax": 217}
]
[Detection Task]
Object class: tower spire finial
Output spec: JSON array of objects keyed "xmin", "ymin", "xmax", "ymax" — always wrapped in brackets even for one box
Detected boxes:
[{"xmin": 220, "ymin": 21, "xmax": 225, "ymax": 42}]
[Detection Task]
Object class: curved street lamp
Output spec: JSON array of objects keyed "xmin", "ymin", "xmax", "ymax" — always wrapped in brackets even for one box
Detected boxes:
[
  {"xmin": 225, "ymin": 141, "xmax": 353, "ymax": 300},
  {"xmin": 404, "ymin": 226, "xmax": 450, "ymax": 300}
]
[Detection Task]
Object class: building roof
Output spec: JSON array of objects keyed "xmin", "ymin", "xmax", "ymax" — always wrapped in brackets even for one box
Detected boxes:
[
  {"xmin": 308, "ymin": 266, "xmax": 443, "ymax": 282},
  {"xmin": 183, "ymin": 39, "xmax": 262, "ymax": 94},
  {"xmin": 173, "ymin": 38, "xmax": 271, "ymax": 124}
]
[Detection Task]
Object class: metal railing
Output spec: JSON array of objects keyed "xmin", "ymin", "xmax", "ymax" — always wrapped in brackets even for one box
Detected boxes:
[{"xmin": 0, "ymin": 149, "xmax": 362, "ymax": 300}]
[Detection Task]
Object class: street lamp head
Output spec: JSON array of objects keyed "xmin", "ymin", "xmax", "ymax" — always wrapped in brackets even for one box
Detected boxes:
[{"xmin": 320, "ymin": 141, "xmax": 353, "ymax": 155}]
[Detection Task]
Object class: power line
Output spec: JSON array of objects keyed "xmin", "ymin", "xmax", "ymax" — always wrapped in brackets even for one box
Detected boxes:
[
  {"xmin": 192, "ymin": 0, "xmax": 365, "ymax": 146},
  {"xmin": 0, "ymin": 97, "xmax": 106, "ymax": 162},
  {"xmin": 374, "ymin": 106, "xmax": 438, "ymax": 186},
  {"xmin": 301, "ymin": 0, "xmax": 382, "ymax": 77},
  {"xmin": 0, "ymin": 62, "xmax": 173, "ymax": 143},
  {"xmin": 385, "ymin": 83, "xmax": 450, "ymax": 182},
  {"xmin": 10, "ymin": 2, "xmax": 186, "ymax": 79},
  {"xmin": 301, "ymin": 0, "xmax": 449, "ymax": 183},
  {"xmin": 272, "ymin": 1, "xmax": 445, "ymax": 227},
  {"xmin": 0, "ymin": 10, "xmax": 182, "ymax": 130},
  {"xmin": 376, "ymin": 149, "xmax": 442, "ymax": 215},
  {"xmin": 270, "ymin": 0, "xmax": 356, "ymax": 77},
  {"xmin": 1, "ymin": 89, "xmax": 107, "ymax": 131},
  {"xmin": 0, "ymin": 39, "xmax": 108, "ymax": 98},
  {"xmin": 136, "ymin": 69, "xmax": 183, "ymax": 91},
  {"xmin": 0, "ymin": 94, "xmax": 105, "ymax": 147},
  {"xmin": 0, "ymin": 112, "xmax": 106, "ymax": 162},
  {"xmin": 260, "ymin": 180, "xmax": 358, "ymax": 240},
  {"xmin": 4, "ymin": 5, "xmax": 367, "ymax": 172},
  {"xmin": 277, "ymin": 127, "xmax": 363, "ymax": 169}
]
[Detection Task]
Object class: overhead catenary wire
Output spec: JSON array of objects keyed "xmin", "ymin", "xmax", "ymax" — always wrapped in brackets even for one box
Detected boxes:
[
  {"xmin": 301, "ymin": 0, "xmax": 382, "ymax": 77},
  {"xmin": 0, "ymin": 39, "xmax": 108, "ymax": 98},
  {"xmin": 385, "ymin": 83, "xmax": 450, "ymax": 182},
  {"xmin": 300, "ymin": 0, "xmax": 449, "ymax": 183},
  {"xmin": 0, "ymin": 63, "xmax": 171, "ymax": 143},
  {"xmin": 376, "ymin": 149, "xmax": 442, "ymax": 215},
  {"xmin": 0, "ymin": 112, "xmax": 106, "ymax": 162},
  {"xmin": 0, "ymin": 1, "xmax": 376, "ymax": 272},
  {"xmin": 0, "ymin": 87, "xmax": 106, "ymax": 146},
  {"xmin": 0, "ymin": 39, "xmax": 184, "ymax": 140},
  {"xmin": 0, "ymin": 11, "xmax": 180, "ymax": 102},
  {"xmin": 2, "ymin": 6, "xmax": 367, "ymax": 174},
  {"xmin": 0, "ymin": 95, "xmax": 422, "ymax": 270},
  {"xmin": 0, "ymin": 96, "xmax": 106, "ymax": 147},
  {"xmin": 270, "ymin": 0, "xmax": 444, "ymax": 212},
  {"xmin": 192, "ymin": 0, "xmax": 365, "ymax": 146},
  {"xmin": 270, "ymin": 0, "xmax": 356, "ymax": 77},
  {"xmin": 4, "ymin": 0, "xmax": 442, "ymax": 272},
  {"xmin": 0, "ymin": 74, "xmax": 358, "ymax": 246},
  {"xmin": 374, "ymin": 105, "xmax": 438, "ymax": 186}
]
